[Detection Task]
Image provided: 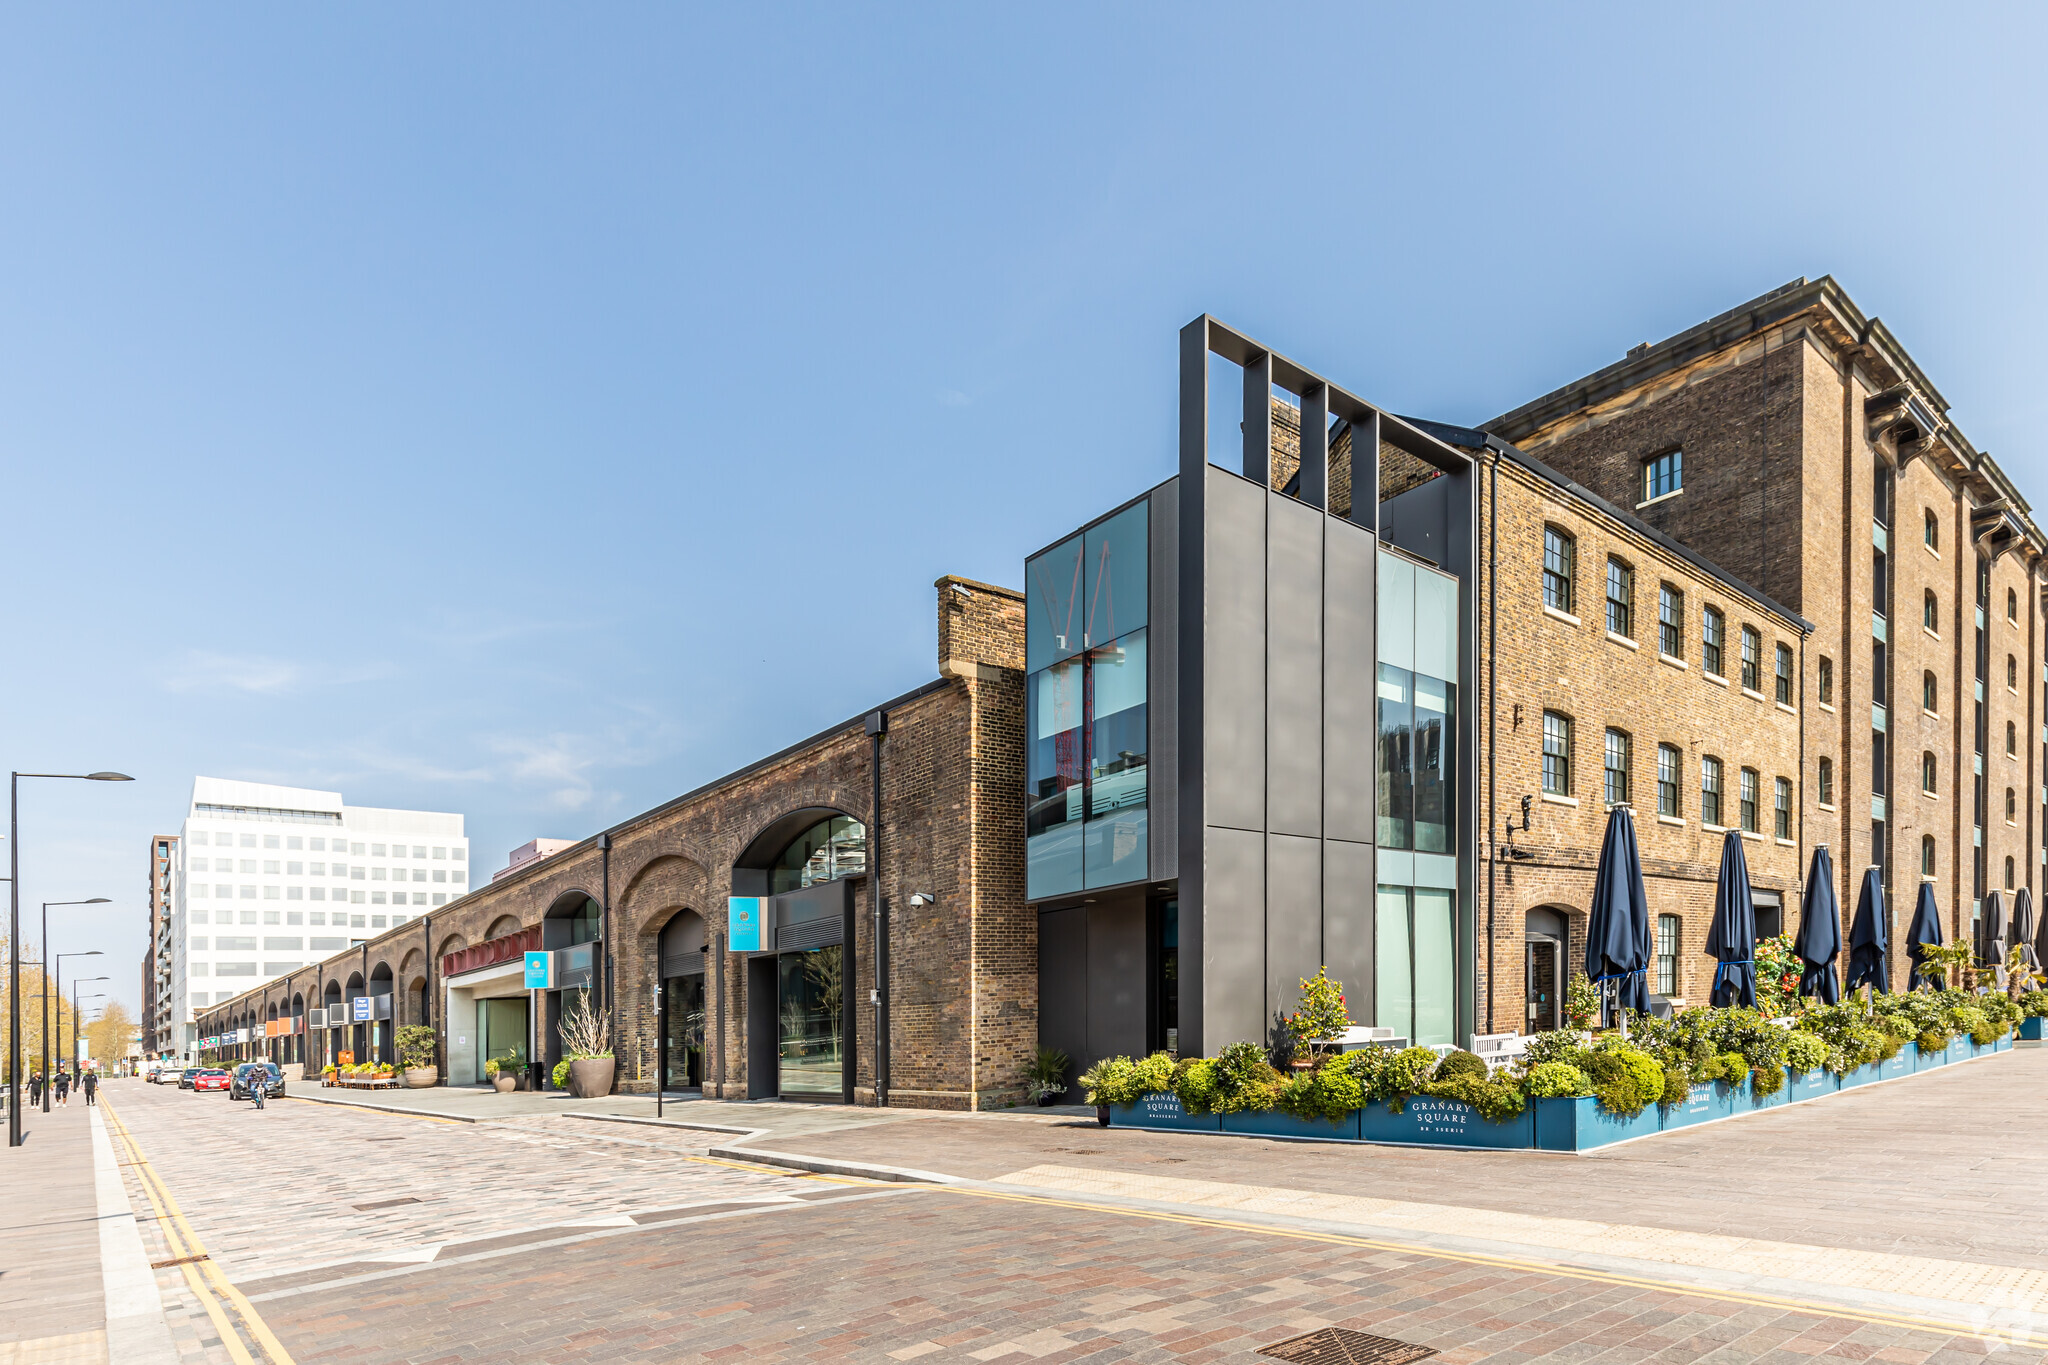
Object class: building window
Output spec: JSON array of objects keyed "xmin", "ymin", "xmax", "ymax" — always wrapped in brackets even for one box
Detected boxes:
[
  {"xmin": 1542, "ymin": 712, "xmax": 1572, "ymax": 796},
  {"xmin": 1603, "ymin": 728, "xmax": 1630, "ymax": 806},
  {"xmin": 1542, "ymin": 527, "xmax": 1575, "ymax": 613},
  {"xmin": 1818, "ymin": 656, "xmax": 1833, "ymax": 705},
  {"xmin": 1921, "ymin": 835, "xmax": 1936, "ymax": 878},
  {"xmin": 1644, "ymin": 450, "xmax": 1683, "ymax": 501},
  {"xmin": 767, "ymin": 815, "xmax": 869, "ymax": 894},
  {"xmin": 1774, "ymin": 777, "xmax": 1791, "ymax": 839},
  {"xmin": 1775, "ymin": 643, "xmax": 1793, "ymax": 705},
  {"xmin": 1922, "ymin": 751, "xmax": 1937, "ymax": 794},
  {"xmin": 1701, "ymin": 756, "xmax": 1724, "ymax": 827},
  {"xmin": 1656, "ymin": 743, "xmax": 1681, "ymax": 816},
  {"xmin": 1377, "ymin": 663, "xmax": 1458, "ymax": 855},
  {"xmin": 2008, "ymin": 720, "xmax": 2018, "ymax": 756},
  {"xmin": 1703, "ymin": 606, "xmax": 1725, "ymax": 677},
  {"xmin": 1925, "ymin": 509, "xmax": 1939, "ymax": 550},
  {"xmin": 1740, "ymin": 626, "xmax": 1761, "ymax": 692},
  {"xmin": 2006, "ymin": 855, "xmax": 2016, "ymax": 890},
  {"xmin": 1654, "ymin": 914, "xmax": 1680, "ymax": 996},
  {"xmin": 1606, "ymin": 558, "xmax": 1634, "ymax": 638},
  {"xmin": 1739, "ymin": 767, "xmax": 1759, "ymax": 832},
  {"xmin": 1924, "ymin": 670, "xmax": 1938, "ymax": 713},
  {"xmin": 2007, "ymin": 787, "xmax": 2017, "ymax": 822},
  {"xmin": 1924, "ymin": 591, "xmax": 1938, "ymax": 633},
  {"xmin": 2009, "ymin": 654, "xmax": 2019, "ymax": 690},
  {"xmin": 2009, "ymin": 588, "xmax": 2018, "ymax": 623},
  {"xmin": 1657, "ymin": 584, "xmax": 1683, "ymax": 657},
  {"xmin": 1818, "ymin": 756, "xmax": 1834, "ymax": 807}
]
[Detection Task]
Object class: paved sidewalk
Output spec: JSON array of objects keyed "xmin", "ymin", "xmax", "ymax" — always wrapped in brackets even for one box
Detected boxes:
[{"xmin": 0, "ymin": 1098, "xmax": 107, "ymax": 1361}]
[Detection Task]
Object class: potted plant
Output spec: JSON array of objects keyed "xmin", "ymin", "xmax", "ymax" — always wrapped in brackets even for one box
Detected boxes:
[
  {"xmin": 1025, "ymin": 1047, "xmax": 1069, "ymax": 1107},
  {"xmin": 396, "ymin": 1026, "xmax": 438, "ymax": 1088},
  {"xmin": 559, "ymin": 990, "xmax": 616, "ymax": 1098},
  {"xmin": 483, "ymin": 1052, "xmax": 519, "ymax": 1093}
]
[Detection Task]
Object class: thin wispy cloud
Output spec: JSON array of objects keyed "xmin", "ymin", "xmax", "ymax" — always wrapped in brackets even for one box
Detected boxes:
[{"xmin": 162, "ymin": 651, "xmax": 397, "ymax": 696}]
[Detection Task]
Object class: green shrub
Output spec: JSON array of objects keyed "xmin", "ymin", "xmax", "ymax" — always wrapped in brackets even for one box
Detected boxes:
[
  {"xmin": 1915, "ymin": 1026, "xmax": 1951, "ymax": 1053},
  {"xmin": 1783, "ymin": 1032, "xmax": 1828, "ymax": 1075},
  {"xmin": 1424, "ymin": 1074, "xmax": 1526, "ymax": 1122},
  {"xmin": 1131, "ymin": 1052, "xmax": 1176, "ymax": 1094},
  {"xmin": 1519, "ymin": 1030, "xmax": 1591, "ymax": 1071},
  {"xmin": 1209, "ymin": 1041, "xmax": 1282, "ymax": 1113},
  {"xmin": 551, "ymin": 1058, "xmax": 572, "ymax": 1089},
  {"xmin": 1432, "ymin": 1049, "xmax": 1489, "ymax": 1083},
  {"xmin": 1654, "ymin": 1060, "xmax": 1691, "ymax": 1107},
  {"xmin": 1336, "ymin": 1046, "xmax": 1390, "ymax": 1098},
  {"xmin": 1523, "ymin": 1061, "xmax": 1592, "ymax": 1098},
  {"xmin": 1582, "ymin": 1046, "xmax": 1664, "ymax": 1117},
  {"xmin": 1171, "ymin": 1058, "xmax": 1220, "ymax": 1115},
  {"xmin": 1749, "ymin": 1056, "xmax": 1785, "ymax": 1096},
  {"xmin": 2020, "ymin": 990, "xmax": 2048, "ymax": 1019},
  {"xmin": 1079, "ymin": 1055, "xmax": 1142, "ymax": 1105},
  {"xmin": 1378, "ymin": 1047, "xmax": 1442, "ymax": 1111},
  {"xmin": 1277, "ymin": 1063, "xmax": 1363, "ymax": 1123}
]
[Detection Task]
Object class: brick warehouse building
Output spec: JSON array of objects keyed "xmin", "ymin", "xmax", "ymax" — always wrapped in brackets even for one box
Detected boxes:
[
  {"xmin": 201, "ymin": 280, "xmax": 2044, "ymax": 1093},
  {"xmin": 199, "ymin": 576, "xmax": 1033, "ymax": 1109}
]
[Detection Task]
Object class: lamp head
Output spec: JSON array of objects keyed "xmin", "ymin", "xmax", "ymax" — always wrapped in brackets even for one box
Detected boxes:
[{"xmin": 84, "ymin": 772, "xmax": 133, "ymax": 782}]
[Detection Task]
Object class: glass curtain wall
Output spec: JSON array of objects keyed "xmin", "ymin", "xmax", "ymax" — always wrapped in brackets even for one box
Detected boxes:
[
  {"xmin": 1026, "ymin": 502, "xmax": 1148, "ymax": 898},
  {"xmin": 1376, "ymin": 665, "xmax": 1455, "ymax": 852},
  {"xmin": 1375, "ymin": 885, "xmax": 1455, "ymax": 1045},
  {"xmin": 769, "ymin": 817, "xmax": 867, "ymax": 894},
  {"xmin": 777, "ymin": 945, "xmax": 842, "ymax": 1096}
]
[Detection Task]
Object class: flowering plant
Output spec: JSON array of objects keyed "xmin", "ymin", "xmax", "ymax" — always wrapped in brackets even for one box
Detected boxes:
[
  {"xmin": 1753, "ymin": 933, "xmax": 1802, "ymax": 1015},
  {"xmin": 1283, "ymin": 967, "xmax": 1351, "ymax": 1058}
]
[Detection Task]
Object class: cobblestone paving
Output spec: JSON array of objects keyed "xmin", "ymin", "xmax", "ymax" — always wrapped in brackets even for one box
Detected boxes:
[{"xmin": 95, "ymin": 1078, "xmax": 2048, "ymax": 1364}]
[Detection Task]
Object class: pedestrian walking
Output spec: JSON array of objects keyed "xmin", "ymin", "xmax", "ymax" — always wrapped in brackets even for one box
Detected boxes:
[
  {"xmin": 55, "ymin": 1071, "xmax": 70, "ymax": 1108},
  {"xmin": 83, "ymin": 1071, "xmax": 98, "ymax": 1107},
  {"xmin": 29, "ymin": 1072, "xmax": 42, "ymax": 1107}
]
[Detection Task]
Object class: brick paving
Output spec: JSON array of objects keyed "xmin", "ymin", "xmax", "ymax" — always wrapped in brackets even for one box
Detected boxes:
[{"xmin": 75, "ymin": 1074, "xmax": 2048, "ymax": 1363}]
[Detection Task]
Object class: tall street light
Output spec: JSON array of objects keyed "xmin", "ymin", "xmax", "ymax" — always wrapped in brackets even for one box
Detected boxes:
[
  {"xmin": 8, "ymin": 770, "xmax": 132, "ymax": 1147},
  {"xmin": 72, "ymin": 982, "xmax": 108, "ymax": 1076},
  {"xmin": 48, "ymin": 940, "xmax": 106, "ymax": 1110}
]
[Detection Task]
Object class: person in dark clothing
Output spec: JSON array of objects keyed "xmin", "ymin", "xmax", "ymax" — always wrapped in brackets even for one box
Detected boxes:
[
  {"xmin": 29, "ymin": 1072, "xmax": 42, "ymax": 1107},
  {"xmin": 82, "ymin": 1071, "xmax": 98, "ymax": 1106},
  {"xmin": 55, "ymin": 1070, "xmax": 70, "ymax": 1107}
]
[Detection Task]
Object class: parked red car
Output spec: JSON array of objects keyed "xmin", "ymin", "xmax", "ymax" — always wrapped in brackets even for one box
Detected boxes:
[{"xmin": 193, "ymin": 1069, "xmax": 231, "ymax": 1092}]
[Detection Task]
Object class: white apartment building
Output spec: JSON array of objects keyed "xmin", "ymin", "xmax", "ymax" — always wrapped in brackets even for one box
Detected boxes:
[{"xmin": 162, "ymin": 777, "xmax": 467, "ymax": 1059}]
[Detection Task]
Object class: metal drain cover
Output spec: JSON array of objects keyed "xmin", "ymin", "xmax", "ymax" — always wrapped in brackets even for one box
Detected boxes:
[{"xmin": 1256, "ymin": 1327, "xmax": 1437, "ymax": 1365}]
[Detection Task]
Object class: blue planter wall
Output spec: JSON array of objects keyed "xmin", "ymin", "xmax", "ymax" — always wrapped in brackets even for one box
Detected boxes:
[
  {"xmin": 1533, "ymin": 1095, "xmax": 1661, "ymax": 1150},
  {"xmin": 1787, "ymin": 1068, "xmax": 1836, "ymax": 1102},
  {"xmin": 1357, "ymin": 1097, "xmax": 1533, "ymax": 1149},
  {"xmin": 1220, "ymin": 1108, "xmax": 1359, "ymax": 1141},
  {"xmin": 1659, "ymin": 1080, "xmax": 1736, "ymax": 1130},
  {"xmin": 1109, "ymin": 1093, "xmax": 1219, "ymax": 1133},
  {"xmin": 2021, "ymin": 1017, "xmax": 2045, "ymax": 1042}
]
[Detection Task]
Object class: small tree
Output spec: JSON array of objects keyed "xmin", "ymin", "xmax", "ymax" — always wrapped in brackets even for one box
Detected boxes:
[
  {"xmin": 559, "ymin": 988, "xmax": 613, "ymax": 1060},
  {"xmin": 1284, "ymin": 967, "xmax": 1352, "ymax": 1060},
  {"xmin": 396, "ymin": 1025, "xmax": 438, "ymax": 1071}
]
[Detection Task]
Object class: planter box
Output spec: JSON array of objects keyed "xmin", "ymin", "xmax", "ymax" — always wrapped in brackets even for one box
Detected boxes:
[
  {"xmin": 1533, "ymin": 1095, "xmax": 1660, "ymax": 1151},
  {"xmin": 1838, "ymin": 1060, "xmax": 1880, "ymax": 1090},
  {"xmin": 1877, "ymin": 1051, "xmax": 1913, "ymax": 1082},
  {"xmin": 1991, "ymin": 1033, "xmax": 2013, "ymax": 1053},
  {"xmin": 2019, "ymin": 1017, "xmax": 2045, "ymax": 1043},
  {"xmin": 1787, "ymin": 1068, "xmax": 1836, "ymax": 1102},
  {"xmin": 1911, "ymin": 1041, "xmax": 1945, "ymax": 1071},
  {"xmin": 1220, "ymin": 1108, "xmax": 1359, "ymax": 1142},
  {"xmin": 1658, "ymin": 1081, "xmax": 1736, "ymax": 1131},
  {"xmin": 1357, "ymin": 1097, "xmax": 1532, "ymax": 1149},
  {"xmin": 1945, "ymin": 1038, "xmax": 1972, "ymax": 1066},
  {"xmin": 1109, "ymin": 1093, "xmax": 1220, "ymax": 1133}
]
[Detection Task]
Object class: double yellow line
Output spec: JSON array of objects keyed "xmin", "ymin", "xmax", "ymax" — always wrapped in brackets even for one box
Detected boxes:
[{"xmin": 101, "ymin": 1098, "xmax": 298, "ymax": 1365}]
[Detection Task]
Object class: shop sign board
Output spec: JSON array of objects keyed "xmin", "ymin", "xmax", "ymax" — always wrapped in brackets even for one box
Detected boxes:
[
  {"xmin": 352, "ymin": 996, "xmax": 373, "ymax": 1023},
  {"xmin": 728, "ymin": 897, "xmax": 767, "ymax": 953},
  {"xmin": 523, "ymin": 951, "xmax": 554, "ymax": 990}
]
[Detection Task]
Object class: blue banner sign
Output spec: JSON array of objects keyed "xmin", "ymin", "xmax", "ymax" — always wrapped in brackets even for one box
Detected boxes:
[
  {"xmin": 728, "ymin": 896, "xmax": 766, "ymax": 953},
  {"xmin": 352, "ymin": 996, "xmax": 373, "ymax": 1022},
  {"xmin": 523, "ymin": 950, "xmax": 554, "ymax": 990}
]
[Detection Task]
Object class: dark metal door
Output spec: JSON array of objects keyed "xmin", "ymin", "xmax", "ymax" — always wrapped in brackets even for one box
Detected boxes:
[{"xmin": 1527, "ymin": 938, "xmax": 1559, "ymax": 1032}]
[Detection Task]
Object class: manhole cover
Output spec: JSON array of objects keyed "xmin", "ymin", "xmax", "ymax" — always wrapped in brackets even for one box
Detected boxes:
[
  {"xmin": 352, "ymin": 1196, "xmax": 422, "ymax": 1211},
  {"xmin": 1256, "ymin": 1327, "xmax": 1437, "ymax": 1365}
]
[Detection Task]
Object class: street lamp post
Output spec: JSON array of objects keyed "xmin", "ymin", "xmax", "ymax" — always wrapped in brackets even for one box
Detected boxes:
[
  {"xmin": 7, "ymin": 770, "xmax": 132, "ymax": 1147},
  {"xmin": 72, "ymin": 984, "xmax": 107, "ymax": 1076},
  {"xmin": 49, "ymin": 941, "xmax": 106, "ymax": 1110}
]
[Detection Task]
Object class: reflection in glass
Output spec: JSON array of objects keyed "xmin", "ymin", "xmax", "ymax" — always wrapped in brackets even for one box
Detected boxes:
[
  {"xmin": 1378, "ymin": 665, "xmax": 1455, "ymax": 852},
  {"xmin": 1027, "ymin": 657, "xmax": 1085, "ymax": 898},
  {"xmin": 1082, "ymin": 504, "xmax": 1147, "ymax": 650},
  {"xmin": 1084, "ymin": 629, "xmax": 1147, "ymax": 889},
  {"xmin": 663, "ymin": 974, "xmax": 705, "ymax": 1090},
  {"xmin": 1375, "ymin": 885, "xmax": 1455, "ymax": 1047},
  {"xmin": 1375, "ymin": 886, "xmax": 1412, "ymax": 1040},
  {"xmin": 777, "ymin": 945, "xmax": 842, "ymax": 1096},
  {"xmin": 769, "ymin": 816, "xmax": 868, "ymax": 894},
  {"xmin": 1413, "ymin": 675, "xmax": 1454, "ymax": 852},
  {"xmin": 1377, "ymin": 666, "xmax": 1411, "ymax": 848},
  {"xmin": 480, "ymin": 996, "xmax": 529, "ymax": 1071},
  {"xmin": 1026, "ymin": 534, "xmax": 1084, "ymax": 674}
]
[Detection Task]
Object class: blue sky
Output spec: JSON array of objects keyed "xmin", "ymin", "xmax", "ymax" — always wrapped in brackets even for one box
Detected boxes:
[{"xmin": 6, "ymin": 6, "xmax": 2045, "ymax": 1018}]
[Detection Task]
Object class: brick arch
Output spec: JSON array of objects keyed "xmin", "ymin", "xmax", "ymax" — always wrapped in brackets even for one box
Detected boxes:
[
  {"xmin": 620, "ymin": 854, "xmax": 711, "ymax": 939},
  {"xmin": 436, "ymin": 932, "xmax": 468, "ymax": 960},
  {"xmin": 727, "ymin": 790, "xmax": 871, "ymax": 872},
  {"xmin": 484, "ymin": 915, "xmax": 524, "ymax": 941}
]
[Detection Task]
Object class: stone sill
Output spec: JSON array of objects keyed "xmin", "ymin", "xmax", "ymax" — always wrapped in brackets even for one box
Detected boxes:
[
  {"xmin": 1540, "ymin": 792, "xmax": 1580, "ymax": 808},
  {"xmin": 1656, "ymin": 814, "xmax": 1685, "ymax": 827},
  {"xmin": 1819, "ymin": 701, "xmax": 1835, "ymax": 713},
  {"xmin": 1659, "ymin": 653, "xmax": 1687, "ymax": 671},
  {"xmin": 1703, "ymin": 672, "xmax": 1729, "ymax": 689},
  {"xmin": 1543, "ymin": 605, "xmax": 1582, "ymax": 628},
  {"xmin": 1607, "ymin": 631, "xmax": 1639, "ymax": 652},
  {"xmin": 1636, "ymin": 489, "xmax": 1683, "ymax": 511},
  {"xmin": 1741, "ymin": 687, "xmax": 1767, "ymax": 703},
  {"xmin": 1776, "ymin": 703, "xmax": 1797, "ymax": 716}
]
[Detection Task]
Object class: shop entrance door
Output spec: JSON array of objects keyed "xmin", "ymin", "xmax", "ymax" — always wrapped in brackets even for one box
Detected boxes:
[
  {"xmin": 1527, "ymin": 937, "xmax": 1560, "ymax": 1032},
  {"xmin": 663, "ymin": 974, "xmax": 705, "ymax": 1090},
  {"xmin": 480, "ymin": 997, "xmax": 530, "ymax": 1081},
  {"xmin": 776, "ymin": 945, "xmax": 842, "ymax": 1098}
]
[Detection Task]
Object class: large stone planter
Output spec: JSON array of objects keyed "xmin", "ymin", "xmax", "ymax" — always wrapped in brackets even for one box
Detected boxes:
[
  {"xmin": 568, "ymin": 1056, "xmax": 616, "ymax": 1099},
  {"xmin": 403, "ymin": 1066, "xmax": 438, "ymax": 1089},
  {"xmin": 492, "ymin": 1073, "xmax": 517, "ymax": 1093}
]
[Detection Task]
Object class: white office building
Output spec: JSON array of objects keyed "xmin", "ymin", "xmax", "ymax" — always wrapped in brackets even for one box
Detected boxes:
[{"xmin": 162, "ymin": 777, "xmax": 467, "ymax": 1059}]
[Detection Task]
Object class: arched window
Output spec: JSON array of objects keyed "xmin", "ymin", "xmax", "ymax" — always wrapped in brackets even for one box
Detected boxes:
[
  {"xmin": 2008, "ymin": 588, "xmax": 2018, "ymax": 623},
  {"xmin": 1922, "ymin": 752, "xmax": 1937, "ymax": 794},
  {"xmin": 1817, "ymin": 756, "xmax": 1834, "ymax": 807},
  {"xmin": 1924, "ymin": 591, "xmax": 1938, "ymax": 633},
  {"xmin": 769, "ymin": 815, "xmax": 868, "ymax": 894},
  {"xmin": 1656, "ymin": 743, "xmax": 1681, "ymax": 816},
  {"xmin": 1925, "ymin": 509, "xmax": 1939, "ymax": 550},
  {"xmin": 2006, "ymin": 855, "xmax": 2016, "ymax": 890},
  {"xmin": 1817, "ymin": 655, "xmax": 1834, "ymax": 705},
  {"xmin": 1542, "ymin": 527, "xmax": 1575, "ymax": 613},
  {"xmin": 1923, "ymin": 670, "xmax": 1938, "ymax": 713},
  {"xmin": 2008, "ymin": 720, "xmax": 2018, "ymax": 756},
  {"xmin": 1921, "ymin": 835, "xmax": 1936, "ymax": 878},
  {"xmin": 2007, "ymin": 787, "xmax": 2017, "ymax": 822},
  {"xmin": 1606, "ymin": 557, "xmax": 1634, "ymax": 638}
]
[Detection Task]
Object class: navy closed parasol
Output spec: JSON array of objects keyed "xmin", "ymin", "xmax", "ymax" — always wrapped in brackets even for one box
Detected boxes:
[
  {"xmin": 1980, "ymin": 890, "xmax": 2008, "ymax": 968},
  {"xmin": 1585, "ymin": 805, "xmax": 1652, "ymax": 1024},
  {"xmin": 2010, "ymin": 887, "xmax": 2039, "ymax": 974},
  {"xmin": 1843, "ymin": 866, "xmax": 1889, "ymax": 995},
  {"xmin": 1703, "ymin": 829, "xmax": 1757, "ymax": 1008},
  {"xmin": 1904, "ymin": 881, "xmax": 1944, "ymax": 991},
  {"xmin": 1795, "ymin": 845, "xmax": 1842, "ymax": 1004}
]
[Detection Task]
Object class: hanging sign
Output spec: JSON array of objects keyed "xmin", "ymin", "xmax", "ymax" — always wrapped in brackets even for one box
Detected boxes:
[
  {"xmin": 523, "ymin": 950, "xmax": 555, "ymax": 990},
  {"xmin": 352, "ymin": 996, "xmax": 373, "ymax": 1022},
  {"xmin": 728, "ymin": 896, "xmax": 767, "ymax": 953}
]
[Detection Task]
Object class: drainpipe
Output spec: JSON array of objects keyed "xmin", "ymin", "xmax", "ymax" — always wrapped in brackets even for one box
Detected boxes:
[
  {"xmin": 598, "ymin": 832, "xmax": 616, "ymax": 1066},
  {"xmin": 1485, "ymin": 443, "xmax": 1499, "ymax": 1036},
  {"xmin": 424, "ymin": 915, "xmax": 436, "ymax": 1083},
  {"xmin": 867, "ymin": 708, "xmax": 889, "ymax": 1106}
]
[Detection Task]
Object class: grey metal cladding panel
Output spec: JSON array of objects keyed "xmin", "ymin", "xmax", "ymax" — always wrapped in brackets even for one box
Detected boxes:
[
  {"xmin": 1150, "ymin": 483, "xmax": 1179, "ymax": 883},
  {"xmin": 1324, "ymin": 517, "xmax": 1377, "ymax": 844},
  {"xmin": 1037, "ymin": 908, "xmax": 1088, "ymax": 1072},
  {"xmin": 1265, "ymin": 833, "xmax": 1322, "ymax": 1026},
  {"xmin": 1085, "ymin": 899, "xmax": 1149, "ymax": 1068},
  {"xmin": 1322, "ymin": 840, "xmax": 1376, "ymax": 1021},
  {"xmin": 1204, "ymin": 470, "xmax": 1266, "ymax": 832},
  {"xmin": 1266, "ymin": 495, "xmax": 1323, "ymax": 838},
  {"xmin": 1202, "ymin": 825, "xmax": 1265, "ymax": 1049}
]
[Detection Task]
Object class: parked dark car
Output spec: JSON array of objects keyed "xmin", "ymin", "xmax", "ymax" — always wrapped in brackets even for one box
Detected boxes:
[
  {"xmin": 177, "ymin": 1067, "xmax": 204, "ymax": 1090},
  {"xmin": 231, "ymin": 1062, "xmax": 285, "ymax": 1101}
]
